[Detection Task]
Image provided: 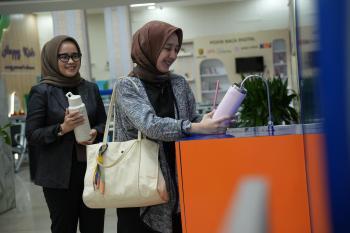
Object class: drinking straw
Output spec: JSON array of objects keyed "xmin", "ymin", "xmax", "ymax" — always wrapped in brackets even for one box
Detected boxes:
[{"xmin": 212, "ymin": 80, "xmax": 220, "ymax": 110}]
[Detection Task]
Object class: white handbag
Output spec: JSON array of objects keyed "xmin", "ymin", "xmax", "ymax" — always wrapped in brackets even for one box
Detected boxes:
[{"xmin": 83, "ymin": 80, "xmax": 168, "ymax": 208}]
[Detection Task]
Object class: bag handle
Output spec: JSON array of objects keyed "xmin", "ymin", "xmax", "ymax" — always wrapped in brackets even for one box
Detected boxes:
[
  {"xmin": 102, "ymin": 77, "xmax": 142, "ymax": 144},
  {"xmin": 96, "ymin": 140, "xmax": 138, "ymax": 168},
  {"xmin": 102, "ymin": 80, "xmax": 117, "ymax": 143}
]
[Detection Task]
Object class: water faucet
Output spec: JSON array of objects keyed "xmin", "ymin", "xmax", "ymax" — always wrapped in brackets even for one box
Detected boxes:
[{"xmin": 240, "ymin": 74, "xmax": 274, "ymax": 136}]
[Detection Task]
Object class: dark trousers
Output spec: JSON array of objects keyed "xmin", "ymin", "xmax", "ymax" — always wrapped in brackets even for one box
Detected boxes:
[
  {"xmin": 43, "ymin": 160, "xmax": 105, "ymax": 233},
  {"xmin": 117, "ymin": 207, "xmax": 182, "ymax": 233}
]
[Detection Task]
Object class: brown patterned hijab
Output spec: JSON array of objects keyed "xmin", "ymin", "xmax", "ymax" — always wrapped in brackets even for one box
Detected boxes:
[
  {"xmin": 41, "ymin": 35, "xmax": 82, "ymax": 87},
  {"xmin": 129, "ymin": 20, "xmax": 183, "ymax": 83}
]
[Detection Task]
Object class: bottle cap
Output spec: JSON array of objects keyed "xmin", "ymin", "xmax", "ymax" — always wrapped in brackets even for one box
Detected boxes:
[
  {"xmin": 233, "ymin": 84, "xmax": 247, "ymax": 94},
  {"xmin": 66, "ymin": 92, "xmax": 83, "ymax": 107}
]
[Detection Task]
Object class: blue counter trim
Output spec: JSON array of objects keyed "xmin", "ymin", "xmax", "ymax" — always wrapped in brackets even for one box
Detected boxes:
[
  {"xmin": 180, "ymin": 134, "xmax": 234, "ymax": 141},
  {"xmin": 99, "ymin": 89, "xmax": 113, "ymax": 96}
]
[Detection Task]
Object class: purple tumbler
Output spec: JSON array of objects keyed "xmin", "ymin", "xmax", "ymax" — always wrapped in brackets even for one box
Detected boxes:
[{"xmin": 213, "ymin": 84, "xmax": 247, "ymax": 119}]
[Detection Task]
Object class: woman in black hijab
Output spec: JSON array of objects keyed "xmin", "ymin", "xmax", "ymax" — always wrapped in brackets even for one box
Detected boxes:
[{"xmin": 26, "ymin": 35, "xmax": 106, "ymax": 233}]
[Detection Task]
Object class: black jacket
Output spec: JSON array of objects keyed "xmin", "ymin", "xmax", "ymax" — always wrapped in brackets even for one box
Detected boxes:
[{"xmin": 25, "ymin": 80, "xmax": 106, "ymax": 189}]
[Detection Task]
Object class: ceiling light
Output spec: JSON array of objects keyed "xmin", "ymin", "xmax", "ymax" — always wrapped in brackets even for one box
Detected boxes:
[
  {"xmin": 130, "ymin": 3, "xmax": 155, "ymax": 8},
  {"xmin": 147, "ymin": 5, "xmax": 156, "ymax": 10}
]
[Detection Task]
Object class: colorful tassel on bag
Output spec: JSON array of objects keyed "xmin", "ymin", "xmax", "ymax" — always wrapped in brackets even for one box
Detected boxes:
[{"xmin": 93, "ymin": 144, "xmax": 108, "ymax": 194}]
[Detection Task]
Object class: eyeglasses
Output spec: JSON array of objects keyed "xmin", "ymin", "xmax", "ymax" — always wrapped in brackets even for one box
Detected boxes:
[{"xmin": 57, "ymin": 53, "xmax": 82, "ymax": 63}]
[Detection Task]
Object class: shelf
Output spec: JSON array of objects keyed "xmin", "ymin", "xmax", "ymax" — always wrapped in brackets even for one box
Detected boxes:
[
  {"xmin": 182, "ymin": 40, "xmax": 194, "ymax": 45},
  {"xmin": 273, "ymin": 63, "xmax": 287, "ymax": 66},
  {"xmin": 273, "ymin": 50, "xmax": 286, "ymax": 53},
  {"xmin": 201, "ymin": 90, "xmax": 226, "ymax": 94},
  {"xmin": 186, "ymin": 79, "xmax": 195, "ymax": 82},
  {"xmin": 200, "ymin": 73, "xmax": 228, "ymax": 78},
  {"xmin": 178, "ymin": 52, "xmax": 193, "ymax": 57}
]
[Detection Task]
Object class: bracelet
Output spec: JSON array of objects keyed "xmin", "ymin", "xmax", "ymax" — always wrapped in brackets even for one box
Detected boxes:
[{"xmin": 57, "ymin": 124, "xmax": 64, "ymax": 136}]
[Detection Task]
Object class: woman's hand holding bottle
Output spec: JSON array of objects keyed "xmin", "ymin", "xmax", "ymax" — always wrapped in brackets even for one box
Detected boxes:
[
  {"xmin": 79, "ymin": 129, "xmax": 97, "ymax": 145},
  {"xmin": 189, "ymin": 110, "xmax": 232, "ymax": 134},
  {"xmin": 59, "ymin": 109, "xmax": 85, "ymax": 135}
]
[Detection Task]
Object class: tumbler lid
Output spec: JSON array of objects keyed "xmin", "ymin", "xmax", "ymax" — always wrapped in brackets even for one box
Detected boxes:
[
  {"xmin": 233, "ymin": 83, "xmax": 247, "ymax": 94},
  {"xmin": 65, "ymin": 92, "xmax": 82, "ymax": 106}
]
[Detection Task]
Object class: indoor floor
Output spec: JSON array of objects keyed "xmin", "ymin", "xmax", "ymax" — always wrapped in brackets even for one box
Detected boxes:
[{"xmin": 0, "ymin": 162, "xmax": 117, "ymax": 233}]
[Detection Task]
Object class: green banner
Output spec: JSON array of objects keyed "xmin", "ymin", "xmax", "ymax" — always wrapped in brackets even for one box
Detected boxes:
[{"xmin": 0, "ymin": 15, "xmax": 10, "ymax": 42}]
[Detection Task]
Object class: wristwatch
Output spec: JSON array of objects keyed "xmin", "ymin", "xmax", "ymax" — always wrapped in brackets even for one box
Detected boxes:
[
  {"xmin": 57, "ymin": 124, "xmax": 64, "ymax": 136},
  {"xmin": 181, "ymin": 120, "xmax": 192, "ymax": 136}
]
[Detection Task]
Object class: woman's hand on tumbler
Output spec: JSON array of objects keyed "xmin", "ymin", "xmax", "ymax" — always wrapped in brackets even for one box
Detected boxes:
[
  {"xmin": 60, "ymin": 109, "xmax": 85, "ymax": 135},
  {"xmin": 79, "ymin": 129, "xmax": 97, "ymax": 145},
  {"xmin": 190, "ymin": 110, "xmax": 232, "ymax": 134}
]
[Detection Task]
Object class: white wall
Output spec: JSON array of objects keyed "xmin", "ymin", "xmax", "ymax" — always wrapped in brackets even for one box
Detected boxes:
[
  {"xmin": 36, "ymin": 12, "xmax": 53, "ymax": 49},
  {"xmin": 35, "ymin": 0, "xmax": 292, "ymax": 82},
  {"xmin": 86, "ymin": 13, "xmax": 110, "ymax": 81},
  {"xmin": 130, "ymin": 0, "xmax": 290, "ymax": 40},
  {"xmin": 297, "ymin": 0, "xmax": 317, "ymax": 26}
]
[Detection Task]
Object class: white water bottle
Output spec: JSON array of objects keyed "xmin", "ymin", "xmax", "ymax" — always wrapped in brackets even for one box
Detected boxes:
[{"xmin": 66, "ymin": 92, "xmax": 91, "ymax": 143}]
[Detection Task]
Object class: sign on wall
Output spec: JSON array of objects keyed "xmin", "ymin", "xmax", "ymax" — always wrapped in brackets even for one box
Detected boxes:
[
  {"xmin": 0, "ymin": 14, "xmax": 41, "ymax": 113},
  {"xmin": 1, "ymin": 44, "xmax": 36, "ymax": 72},
  {"xmin": 193, "ymin": 29, "xmax": 291, "ymax": 83}
]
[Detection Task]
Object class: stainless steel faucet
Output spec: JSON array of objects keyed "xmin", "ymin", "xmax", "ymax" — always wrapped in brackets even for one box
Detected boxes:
[{"xmin": 240, "ymin": 74, "xmax": 274, "ymax": 136}]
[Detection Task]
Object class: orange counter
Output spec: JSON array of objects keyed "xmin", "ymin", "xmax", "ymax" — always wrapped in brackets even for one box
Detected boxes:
[{"xmin": 176, "ymin": 134, "xmax": 330, "ymax": 233}]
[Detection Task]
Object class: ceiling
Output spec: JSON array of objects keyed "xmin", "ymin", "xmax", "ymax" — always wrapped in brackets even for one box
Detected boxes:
[{"xmin": 0, "ymin": 0, "xmax": 245, "ymax": 15}]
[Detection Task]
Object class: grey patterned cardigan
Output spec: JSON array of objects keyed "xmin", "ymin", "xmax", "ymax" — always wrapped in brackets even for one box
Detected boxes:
[{"xmin": 114, "ymin": 74, "xmax": 201, "ymax": 233}]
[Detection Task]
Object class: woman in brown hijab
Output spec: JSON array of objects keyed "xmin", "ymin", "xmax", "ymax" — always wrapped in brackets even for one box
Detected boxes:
[
  {"xmin": 114, "ymin": 21, "xmax": 231, "ymax": 233},
  {"xmin": 26, "ymin": 35, "xmax": 106, "ymax": 233}
]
